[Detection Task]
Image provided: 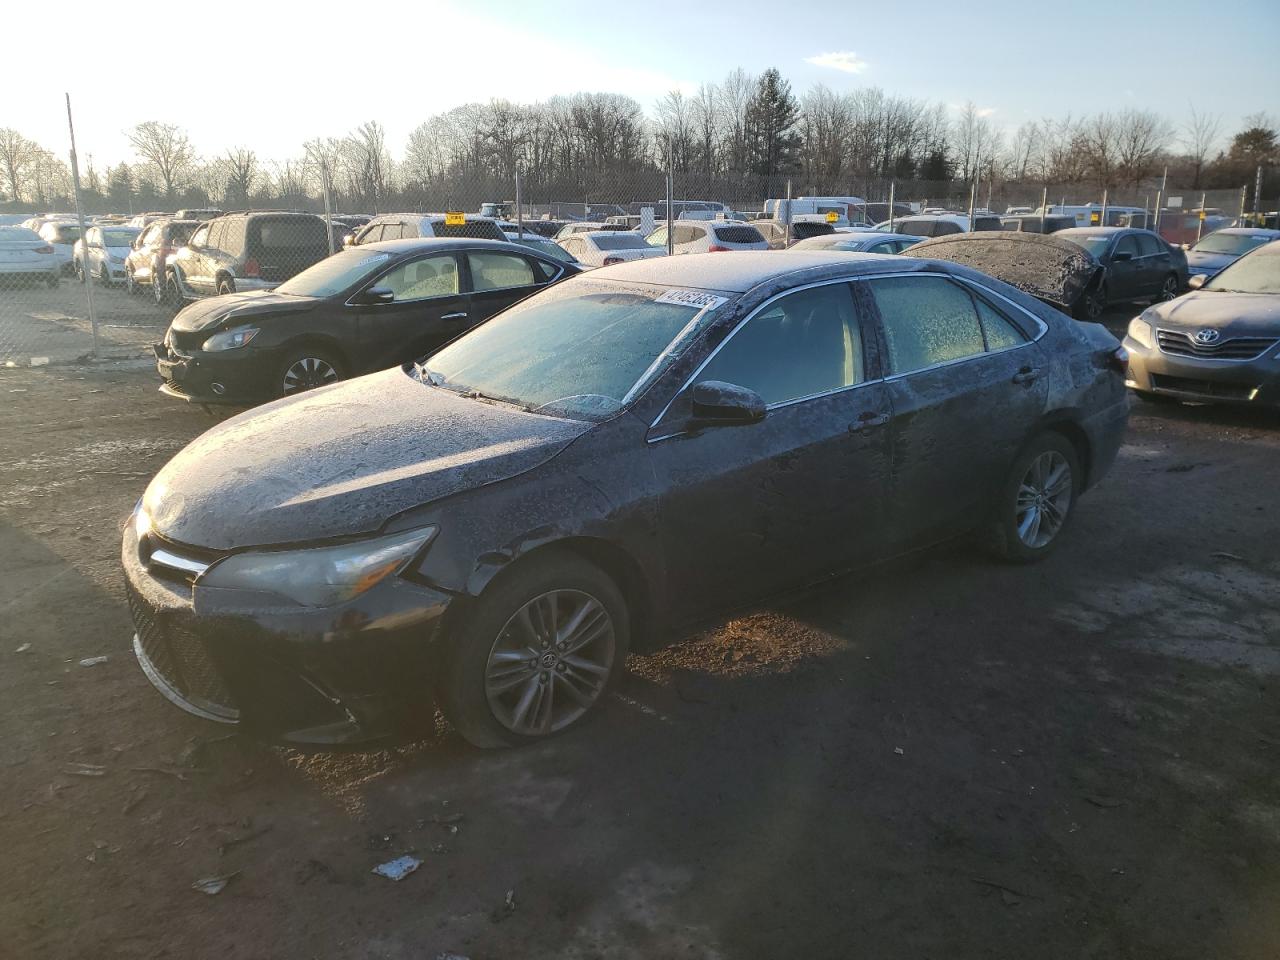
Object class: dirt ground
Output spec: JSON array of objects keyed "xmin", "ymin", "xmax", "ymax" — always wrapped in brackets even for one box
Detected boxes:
[{"xmin": 1, "ymin": 340, "xmax": 1278, "ymax": 959}]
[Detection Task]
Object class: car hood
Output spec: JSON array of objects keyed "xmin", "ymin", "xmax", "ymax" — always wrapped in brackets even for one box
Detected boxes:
[
  {"xmin": 1143, "ymin": 290, "xmax": 1280, "ymax": 337},
  {"xmin": 1185, "ymin": 250, "xmax": 1236, "ymax": 275},
  {"xmin": 143, "ymin": 367, "xmax": 589, "ymax": 550},
  {"xmin": 902, "ymin": 232, "xmax": 1103, "ymax": 308},
  {"xmin": 171, "ymin": 291, "xmax": 316, "ymax": 333}
]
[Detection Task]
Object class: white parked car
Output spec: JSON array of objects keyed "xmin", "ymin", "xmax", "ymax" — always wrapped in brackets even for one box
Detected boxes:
[
  {"xmin": 553, "ymin": 221, "xmax": 606, "ymax": 241},
  {"xmin": 37, "ymin": 220, "xmax": 83, "ymax": 274},
  {"xmin": 0, "ymin": 226, "xmax": 60, "ymax": 286},
  {"xmin": 873, "ymin": 213, "xmax": 1003, "ymax": 237},
  {"xmin": 557, "ymin": 231, "xmax": 667, "ymax": 267},
  {"xmin": 645, "ymin": 219, "xmax": 768, "ymax": 255},
  {"xmin": 349, "ymin": 213, "xmax": 507, "ymax": 245},
  {"xmin": 73, "ymin": 224, "xmax": 140, "ymax": 285}
]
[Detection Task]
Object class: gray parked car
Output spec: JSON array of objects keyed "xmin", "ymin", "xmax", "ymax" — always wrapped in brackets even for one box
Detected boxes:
[
  {"xmin": 1057, "ymin": 227, "xmax": 1188, "ymax": 319},
  {"xmin": 1184, "ymin": 228, "xmax": 1280, "ymax": 279},
  {"xmin": 1123, "ymin": 239, "xmax": 1280, "ymax": 406},
  {"xmin": 789, "ymin": 231, "xmax": 925, "ymax": 254}
]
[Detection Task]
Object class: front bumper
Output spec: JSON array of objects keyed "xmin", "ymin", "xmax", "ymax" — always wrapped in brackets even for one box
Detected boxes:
[
  {"xmin": 122, "ymin": 524, "xmax": 456, "ymax": 747},
  {"xmin": 154, "ymin": 340, "xmax": 283, "ymax": 405},
  {"xmin": 1123, "ymin": 336, "xmax": 1280, "ymax": 405}
]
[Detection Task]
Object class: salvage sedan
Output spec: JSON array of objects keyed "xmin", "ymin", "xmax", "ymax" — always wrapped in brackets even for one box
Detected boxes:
[
  {"xmin": 153, "ymin": 238, "xmax": 577, "ymax": 405},
  {"xmin": 1124, "ymin": 239, "xmax": 1280, "ymax": 405},
  {"xmin": 123, "ymin": 252, "xmax": 1129, "ymax": 748}
]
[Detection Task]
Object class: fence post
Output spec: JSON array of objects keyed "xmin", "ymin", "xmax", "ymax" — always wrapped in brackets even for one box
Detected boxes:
[
  {"xmin": 784, "ymin": 178, "xmax": 792, "ymax": 248},
  {"xmin": 1238, "ymin": 184, "xmax": 1247, "ymax": 226},
  {"xmin": 1196, "ymin": 191, "xmax": 1207, "ymax": 243},
  {"xmin": 1100, "ymin": 188, "xmax": 1108, "ymax": 227},
  {"xmin": 65, "ymin": 93, "xmax": 99, "ymax": 360},
  {"xmin": 515, "ymin": 167, "xmax": 523, "ymax": 238},
  {"xmin": 887, "ymin": 181, "xmax": 896, "ymax": 232},
  {"xmin": 1254, "ymin": 164, "xmax": 1264, "ymax": 225},
  {"xmin": 319, "ymin": 163, "xmax": 335, "ymax": 256},
  {"xmin": 1040, "ymin": 186, "xmax": 1048, "ymax": 233},
  {"xmin": 665, "ymin": 143, "xmax": 674, "ymax": 257}
]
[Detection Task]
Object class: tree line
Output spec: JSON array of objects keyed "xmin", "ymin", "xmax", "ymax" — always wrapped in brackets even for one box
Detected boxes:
[{"xmin": 1, "ymin": 68, "xmax": 1277, "ymax": 214}]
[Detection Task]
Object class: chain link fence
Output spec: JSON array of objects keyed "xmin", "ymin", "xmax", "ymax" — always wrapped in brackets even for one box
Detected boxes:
[{"xmin": 1, "ymin": 141, "xmax": 1271, "ymax": 370}]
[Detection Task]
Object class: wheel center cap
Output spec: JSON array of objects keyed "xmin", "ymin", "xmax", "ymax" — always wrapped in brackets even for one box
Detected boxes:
[{"xmin": 540, "ymin": 652, "xmax": 558, "ymax": 669}]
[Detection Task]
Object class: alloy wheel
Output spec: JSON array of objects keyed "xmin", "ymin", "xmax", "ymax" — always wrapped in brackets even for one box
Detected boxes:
[
  {"xmin": 483, "ymin": 589, "xmax": 616, "ymax": 736},
  {"xmin": 281, "ymin": 356, "xmax": 339, "ymax": 395},
  {"xmin": 1015, "ymin": 451, "xmax": 1072, "ymax": 549},
  {"xmin": 1159, "ymin": 276, "xmax": 1178, "ymax": 301}
]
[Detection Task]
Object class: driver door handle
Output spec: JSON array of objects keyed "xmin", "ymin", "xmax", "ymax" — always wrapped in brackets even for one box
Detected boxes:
[
  {"xmin": 441, "ymin": 311, "xmax": 468, "ymax": 320},
  {"xmin": 1012, "ymin": 367, "xmax": 1042, "ymax": 385},
  {"xmin": 851, "ymin": 411, "xmax": 890, "ymax": 434}
]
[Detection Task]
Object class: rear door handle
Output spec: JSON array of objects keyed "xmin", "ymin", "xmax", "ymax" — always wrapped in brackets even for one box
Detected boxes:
[
  {"xmin": 441, "ymin": 311, "xmax": 468, "ymax": 320},
  {"xmin": 1012, "ymin": 367, "xmax": 1042, "ymax": 385}
]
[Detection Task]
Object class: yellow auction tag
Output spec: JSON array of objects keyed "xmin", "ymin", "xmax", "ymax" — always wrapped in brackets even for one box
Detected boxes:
[
  {"xmin": 825, "ymin": 210, "xmax": 838, "ymax": 223},
  {"xmin": 1198, "ymin": 210, "xmax": 1206, "ymax": 221},
  {"xmin": 1090, "ymin": 212, "xmax": 1100, "ymax": 225},
  {"xmin": 445, "ymin": 212, "xmax": 466, "ymax": 226}
]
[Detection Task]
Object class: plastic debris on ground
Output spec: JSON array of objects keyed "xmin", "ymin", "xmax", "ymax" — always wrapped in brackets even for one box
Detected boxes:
[
  {"xmin": 78, "ymin": 656, "xmax": 110, "ymax": 667},
  {"xmin": 63, "ymin": 762, "xmax": 107, "ymax": 777},
  {"xmin": 15, "ymin": 643, "xmax": 31, "ymax": 653},
  {"xmin": 192, "ymin": 872, "xmax": 239, "ymax": 895},
  {"xmin": 371, "ymin": 855, "xmax": 422, "ymax": 881}
]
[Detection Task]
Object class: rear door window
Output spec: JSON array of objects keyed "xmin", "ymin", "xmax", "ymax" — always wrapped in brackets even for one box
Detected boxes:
[
  {"xmin": 1114, "ymin": 235, "xmax": 1140, "ymax": 259},
  {"xmin": 972, "ymin": 293, "xmax": 1028, "ymax": 350},
  {"xmin": 713, "ymin": 225, "xmax": 765, "ymax": 244},
  {"xmin": 467, "ymin": 251, "xmax": 536, "ymax": 291},
  {"xmin": 222, "ymin": 219, "xmax": 247, "ymax": 256},
  {"xmin": 207, "ymin": 222, "xmax": 225, "ymax": 252},
  {"xmin": 867, "ymin": 275, "xmax": 986, "ymax": 375},
  {"xmin": 257, "ymin": 217, "xmax": 326, "ymax": 250},
  {"xmin": 359, "ymin": 224, "xmax": 384, "ymax": 244},
  {"xmin": 1136, "ymin": 233, "xmax": 1163, "ymax": 257},
  {"xmin": 696, "ymin": 283, "xmax": 864, "ymax": 406}
]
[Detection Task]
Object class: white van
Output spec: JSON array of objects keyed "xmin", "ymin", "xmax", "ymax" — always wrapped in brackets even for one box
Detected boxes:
[{"xmin": 762, "ymin": 197, "xmax": 865, "ymax": 226}]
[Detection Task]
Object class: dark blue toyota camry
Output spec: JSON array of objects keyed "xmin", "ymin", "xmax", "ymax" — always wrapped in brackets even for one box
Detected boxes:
[{"xmin": 123, "ymin": 251, "xmax": 1129, "ymax": 748}]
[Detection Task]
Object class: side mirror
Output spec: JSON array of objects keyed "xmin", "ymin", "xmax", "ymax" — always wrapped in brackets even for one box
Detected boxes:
[
  {"xmin": 690, "ymin": 380, "xmax": 766, "ymax": 425},
  {"xmin": 358, "ymin": 285, "xmax": 395, "ymax": 305},
  {"xmin": 1188, "ymin": 274, "xmax": 1207, "ymax": 290},
  {"xmin": 1112, "ymin": 251, "xmax": 1133, "ymax": 262}
]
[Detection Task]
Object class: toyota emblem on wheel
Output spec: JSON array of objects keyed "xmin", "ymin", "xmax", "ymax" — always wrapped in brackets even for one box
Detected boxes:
[{"xmin": 1194, "ymin": 328, "xmax": 1221, "ymax": 344}]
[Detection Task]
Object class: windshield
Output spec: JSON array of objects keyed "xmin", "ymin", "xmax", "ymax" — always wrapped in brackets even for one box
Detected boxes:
[
  {"xmin": 1193, "ymin": 232, "xmax": 1275, "ymax": 257},
  {"xmin": 103, "ymin": 230, "xmax": 138, "ymax": 247},
  {"xmin": 591, "ymin": 234, "xmax": 650, "ymax": 250},
  {"xmin": 1060, "ymin": 233, "xmax": 1113, "ymax": 255},
  {"xmin": 422, "ymin": 279, "xmax": 725, "ymax": 421},
  {"xmin": 511, "ymin": 236, "xmax": 575, "ymax": 262},
  {"xmin": 1203, "ymin": 242, "xmax": 1280, "ymax": 294},
  {"xmin": 275, "ymin": 249, "xmax": 393, "ymax": 297}
]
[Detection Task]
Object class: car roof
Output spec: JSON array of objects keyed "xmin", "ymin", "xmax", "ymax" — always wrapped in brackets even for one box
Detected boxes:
[
  {"xmin": 593, "ymin": 250, "xmax": 924, "ymax": 293},
  {"xmin": 359, "ymin": 237, "xmax": 545, "ymax": 255},
  {"xmin": 370, "ymin": 212, "xmax": 499, "ymax": 223},
  {"xmin": 1057, "ymin": 226, "xmax": 1127, "ymax": 236},
  {"xmin": 1211, "ymin": 227, "xmax": 1280, "ymax": 236}
]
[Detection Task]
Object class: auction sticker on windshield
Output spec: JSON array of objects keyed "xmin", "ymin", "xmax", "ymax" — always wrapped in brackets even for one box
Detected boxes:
[{"xmin": 654, "ymin": 289, "xmax": 728, "ymax": 311}]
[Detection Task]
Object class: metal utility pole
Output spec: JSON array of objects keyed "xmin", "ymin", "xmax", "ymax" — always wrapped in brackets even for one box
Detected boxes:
[
  {"xmin": 65, "ymin": 94, "xmax": 99, "ymax": 360},
  {"xmin": 1238, "ymin": 184, "xmax": 1248, "ymax": 225},
  {"xmin": 887, "ymin": 181, "xmax": 896, "ymax": 232},
  {"xmin": 1039, "ymin": 186, "xmax": 1048, "ymax": 234},
  {"xmin": 1154, "ymin": 166, "xmax": 1168, "ymax": 233},
  {"xmin": 1196, "ymin": 191, "xmax": 1208, "ymax": 243},
  {"xmin": 1099, "ymin": 188, "xmax": 1108, "ymax": 227},
  {"xmin": 319, "ymin": 161, "xmax": 335, "ymax": 255},
  {"xmin": 515, "ymin": 168, "xmax": 523, "ymax": 238}
]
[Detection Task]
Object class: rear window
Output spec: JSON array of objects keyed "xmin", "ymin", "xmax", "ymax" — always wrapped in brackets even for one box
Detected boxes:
[
  {"xmin": 713, "ymin": 225, "xmax": 765, "ymax": 244},
  {"xmin": 973, "ymin": 218, "xmax": 1002, "ymax": 232},
  {"xmin": 793, "ymin": 222, "xmax": 836, "ymax": 239},
  {"xmin": 52, "ymin": 225, "xmax": 82, "ymax": 242},
  {"xmin": 592, "ymin": 234, "xmax": 651, "ymax": 250},
  {"xmin": 432, "ymin": 220, "xmax": 506, "ymax": 241},
  {"xmin": 255, "ymin": 217, "xmax": 327, "ymax": 249},
  {"xmin": 0, "ymin": 227, "xmax": 40, "ymax": 242},
  {"xmin": 102, "ymin": 230, "xmax": 138, "ymax": 247}
]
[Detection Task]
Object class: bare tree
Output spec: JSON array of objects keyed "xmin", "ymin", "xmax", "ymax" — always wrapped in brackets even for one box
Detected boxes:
[
  {"xmin": 127, "ymin": 122, "xmax": 194, "ymax": 199},
  {"xmin": 0, "ymin": 128, "xmax": 39, "ymax": 203},
  {"xmin": 219, "ymin": 148, "xmax": 259, "ymax": 205},
  {"xmin": 341, "ymin": 122, "xmax": 392, "ymax": 211},
  {"xmin": 1182, "ymin": 105, "xmax": 1222, "ymax": 189},
  {"xmin": 655, "ymin": 89, "xmax": 694, "ymax": 172},
  {"xmin": 1115, "ymin": 109, "xmax": 1173, "ymax": 186}
]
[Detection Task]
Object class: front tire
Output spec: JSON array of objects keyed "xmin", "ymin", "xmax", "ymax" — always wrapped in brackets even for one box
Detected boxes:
[
  {"xmin": 987, "ymin": 432, "xmax": 1081, "ymax": 563},
  {"xmin": 1078, "ymin": 284, "xmax": 1107, "ymax": 321},
  {"xmin": 125, "ymin": 268, "xmax": 139, "ymax": 296},
  {"xmin": 277, "ymin": 347, "xmax": 345, "ymax": 397},
  {"xmin": 216, "ymin": 277, "xmax": 235, "ymax": 296},
  {"xmin": 437, "ymin": 551, "xmax": 630, "ymax": 748}
]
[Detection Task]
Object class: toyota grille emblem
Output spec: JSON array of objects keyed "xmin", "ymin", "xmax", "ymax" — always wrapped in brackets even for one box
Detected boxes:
[{"xmin": 1193, "ymin": 329, "xmax": 1221, "ymax": 345}]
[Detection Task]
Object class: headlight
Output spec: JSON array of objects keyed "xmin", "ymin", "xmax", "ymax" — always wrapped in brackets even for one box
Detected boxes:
[
  {"xmin": 202, "ymin": 327, "xmax": 259, "ymax": 351},
  {"xmin": 134, "ymin": 503, "xmax": 152, "ymax": 540},
  {"xmin": 1126, "ymin": 315, "xmax": 1155, "ymax": 350},
  {"xmin": 200, "ymin": 527, "xmax": 437, "ymax": 607}
]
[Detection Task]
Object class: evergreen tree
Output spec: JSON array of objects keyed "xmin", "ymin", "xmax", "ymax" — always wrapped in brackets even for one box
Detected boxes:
[{"xmin": 744, "ymin": 68, "xmax": 801, "ymax": 176}]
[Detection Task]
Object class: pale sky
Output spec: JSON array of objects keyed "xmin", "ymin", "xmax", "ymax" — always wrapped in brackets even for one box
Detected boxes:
[{"xmin": 9, "ymin": 0, "xmax": 1279, "ymax": 169}]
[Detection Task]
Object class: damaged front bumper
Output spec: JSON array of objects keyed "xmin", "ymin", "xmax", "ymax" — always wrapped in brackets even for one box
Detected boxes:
[{"xmin": 122, "ymin": 524, "xmax": 456, "ymax": 747}]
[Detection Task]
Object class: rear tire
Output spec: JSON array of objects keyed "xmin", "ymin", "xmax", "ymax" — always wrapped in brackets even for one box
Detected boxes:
[
  {"xmin": 75, "ymin": 259, "xmax": 85, "ymax": 283},
  {"xmin": 125, "ymin": 268, "xmax": 139, "ymax": 296},
  {"xmin": 1156, "ymin": 273, "xmax": 1179, "ymax": 302},
  {"xmin": 1077, "ymin": 284, "xmax": 1107, "ymax": 321},
  {"xmin": 216, "ymin": 277, "xmax": 235, "ymax": 296},
  {"xmin": 437, "ymin": 550, "xmax": 630, "ymax": 748},
  {"xmin": 986, "ymin": 432, "xmax": 1082, "ymax": 563}
]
